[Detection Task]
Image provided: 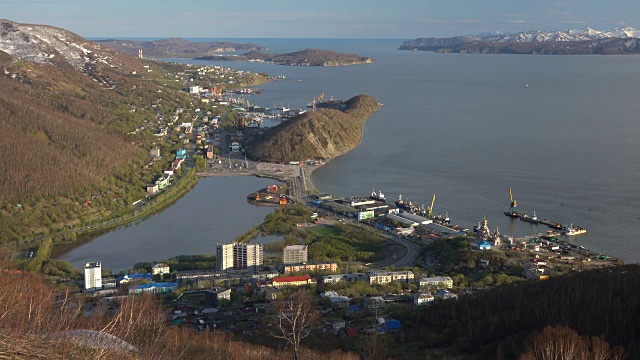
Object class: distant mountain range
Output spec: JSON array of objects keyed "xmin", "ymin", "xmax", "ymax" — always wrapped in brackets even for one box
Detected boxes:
[
  {"xmin": 400, "ymin": 27, "xmax": 640, "ymax": 54},
  {"xmin": 96, "ymin": 38, "xmax": 268, "ymax": 58}
]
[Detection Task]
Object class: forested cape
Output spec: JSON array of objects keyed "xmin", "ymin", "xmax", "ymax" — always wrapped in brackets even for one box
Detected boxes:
[{"xmin": 246, "ymin": 95, "xmax": 380, "ymax": 162}]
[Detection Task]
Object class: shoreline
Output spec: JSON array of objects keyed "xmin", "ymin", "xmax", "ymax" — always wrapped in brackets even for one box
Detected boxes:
[{"xmin": 306, "ymin": 102, "xmax": 379, "ymax": 195}]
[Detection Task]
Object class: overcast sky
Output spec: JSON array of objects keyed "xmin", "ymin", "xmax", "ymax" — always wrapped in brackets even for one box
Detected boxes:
[{"xmin": 2, "ymin": 0, "xmax": 639, "ymax": 38}]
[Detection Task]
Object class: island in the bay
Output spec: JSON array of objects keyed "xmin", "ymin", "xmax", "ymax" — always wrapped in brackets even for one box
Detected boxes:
[
  {"xmin": 96, "ymin": 37, "xmax": 269, "ymax": 58},
  {"xmin": 195, "ymin": 48, "xmax": 375, "ymax": 66},
  {"xmin": 245, "ymin": 94, "xmax": 381, "ymax": 162},
  {"xmin": 400, "ymin": 27, "xmax": 640, "ymax": 54}
]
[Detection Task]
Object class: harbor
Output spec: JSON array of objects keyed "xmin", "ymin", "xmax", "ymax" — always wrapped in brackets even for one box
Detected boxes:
[{"xmin": 502, "ymin": 188, "xmax": 587, "ymax": 235}]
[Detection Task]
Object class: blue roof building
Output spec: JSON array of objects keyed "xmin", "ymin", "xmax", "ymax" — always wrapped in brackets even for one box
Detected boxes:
[
  {"xmin": 118, "ymin": 273, "xmax": 153, "ymax": 284},
  {"xmin": 477, "ymin": 241, "xmax": 492, "ymax": 250},
  {"xmin": 129, "ymin": 282, "xmax": 179, "ymax": 295},
  {"xmin": 176, "ymin": 149, "xmax": 187, "ymax": 160},
  {"xmin": 378, "ymin": 319, "xmax": 401, "ymax": 333}
]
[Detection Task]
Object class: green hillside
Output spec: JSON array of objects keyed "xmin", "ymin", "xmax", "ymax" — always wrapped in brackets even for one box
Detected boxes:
[{"xmin": 245, "ymin": 94, "xmax": 381, "ymax": 162}]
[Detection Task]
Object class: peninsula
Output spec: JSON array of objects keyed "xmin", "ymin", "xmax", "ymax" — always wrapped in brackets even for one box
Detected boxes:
[
  {"xmin": 400, "ymin": 27, "xmax": 640, "ymax": 55},
  {"xmin": 195, "ymin": 48, "xmax": 375, "ymax": 66},
  {"xmin": 245, "ymin": 94, "xmax": 381, "ymax": 162},
  {"xmin": 96, "ymin": 37, "xmax": 268, "ymax": 58}
]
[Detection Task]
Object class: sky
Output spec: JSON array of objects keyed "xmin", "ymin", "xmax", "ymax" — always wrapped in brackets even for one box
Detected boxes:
[{"xmin": 1, "ymin": 0, "xmax": 639, "ymax": 39}]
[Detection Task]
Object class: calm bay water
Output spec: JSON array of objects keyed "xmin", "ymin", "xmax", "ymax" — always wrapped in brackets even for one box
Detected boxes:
[
  {"xmin": 53, "ymin": 177, "xmax": 282, "ymax": 271},
  {"xmin": 58, "ymin": 39, "xmax": 640, "ymax": 268},
  {"xmin": 175, "ymin": 38, "xmax": 640, "ymax": 263}
]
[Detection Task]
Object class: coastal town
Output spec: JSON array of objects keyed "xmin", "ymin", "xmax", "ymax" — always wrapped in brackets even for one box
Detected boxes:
[
  {"xmin": 58, "ymin": 59, "xmax": 623, "ymax": 345},
  {"xmin": 1, "ymin": 13, "xmax": 638, "ymax": 360}
]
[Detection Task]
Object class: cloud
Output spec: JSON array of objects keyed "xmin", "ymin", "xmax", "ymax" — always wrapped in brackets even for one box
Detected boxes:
[
  {"xmin": 418, "ymin": 18, "xmax": 479, "ymax": 25},
  {"xmin": 547, "ymin": 10, "xmax": 572, "ymax": 15},
  {"xmin": 508, "ymin": 20, "xmax": 527, "ymax": 24},
  {"xmin": 562, "ymin": 20, "xmax": 588, "ymax": 24}
]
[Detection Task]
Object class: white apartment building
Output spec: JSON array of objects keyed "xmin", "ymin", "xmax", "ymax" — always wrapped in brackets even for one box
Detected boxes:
[
  {"xmin": 216, "ymin": 243, "xmax": 263, "ymax": 271},
  {"xmin": 283, "ymin": 245, "xmax": 308, "ymax": 265},
  {"xmin": 84, "ymin": 261, "xmax": 102, "ymax": 292}
]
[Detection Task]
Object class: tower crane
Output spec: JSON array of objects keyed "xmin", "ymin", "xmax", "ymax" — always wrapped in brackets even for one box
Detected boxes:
[
  {"xmin": 427, "ymin": 194, "xmax": 436, "ymax": 218},
  {"xmin": 509, "ymin": 188, "xmax": 517, "ymax": 211}
]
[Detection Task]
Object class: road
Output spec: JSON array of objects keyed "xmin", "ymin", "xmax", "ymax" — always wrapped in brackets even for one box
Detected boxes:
[{"xmin": 201, "ymin": 132, "xmax": 422, "ymax": 268}]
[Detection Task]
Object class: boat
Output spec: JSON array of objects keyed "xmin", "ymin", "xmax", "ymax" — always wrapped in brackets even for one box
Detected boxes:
[
  {"xmin": 370, "ymin": 189, "xmax": 386, "ymax": 202},
  {"xmin": 504, "ymin": 211, "xmax": 519, "ymax": 218},
  {"xmin": 520, "ymin": 211, "xmax": 539, "ymax": 223},
  {"xmin": 394, "ymin": 194, "xmax": 419, "ymax": 213},
  {"xmin": 563, "ymin": 224, "xmax": 587, "ymax": 236}
]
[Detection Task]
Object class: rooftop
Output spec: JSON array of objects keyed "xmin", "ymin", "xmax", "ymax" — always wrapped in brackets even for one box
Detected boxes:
[
  {"xmin": 284, "ymin": 245, "xmax": 308, "ymax": 251},
  {"xmin": 272, "ymin": 275, "xmax": 312, "ymax": 283}
]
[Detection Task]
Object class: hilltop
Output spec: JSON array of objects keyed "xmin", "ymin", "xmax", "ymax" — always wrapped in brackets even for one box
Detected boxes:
[
  {"xmin": 0, "ymin": 19, "xmax": 142, "ymax": 71},
  {"xmin": 0, "ymin": 20, "xmax": 201, "ymax": 243},
  {"xmin": 400, "ymin": 26, "xmax": 640, "ymax": 54},
  {"xmin": 245, "ymin": 95, "xmax": 381, "ymax": 162},
  {"xmin": 195, "ymin": 48, "xmax": 375, "ymax": 66},
  {"xmin": 97, "ymin": 38, "xmax": 268, "ymax": 58}
]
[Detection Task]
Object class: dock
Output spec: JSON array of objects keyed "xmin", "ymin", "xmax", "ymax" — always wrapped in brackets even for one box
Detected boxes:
[{"xmin": 504, "ymin": 211, "xmax": 583, "ymax": 234}]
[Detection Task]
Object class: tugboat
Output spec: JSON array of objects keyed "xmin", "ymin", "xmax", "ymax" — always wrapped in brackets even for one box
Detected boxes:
[
  {"xmin": 520, "ymin": 211, "xmax": 539, "ymax": 224},
  {"xmin": 563, "ymin": 224, "xmax": 587, "ymax": 236}
]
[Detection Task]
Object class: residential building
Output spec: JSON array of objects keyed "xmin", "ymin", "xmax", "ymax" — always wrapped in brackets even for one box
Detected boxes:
[
  {"xmin": 102, "ymin": 277, "xmax": 117, "ymax": 289},
  {"xmin": 322, "ymin": 273, "xmax": 368, "ymax": 284},
  {"xmin": 146, "ymin": 184, "xmax": 159, "ymax": 194},
  {"xmin": 256, "ymin": 286, "xmax": 281, "ymax": 301},
  {"xmin": 216, "ymin": 243, "xmax": 263, "ymax": 271},
  {"xmin": 283, "ymin": 245, "xmax": 308, "ymax": 265},
  {"xmin": 152, "ymin": 263, "xmax": 170, "ymax": 276},
  {"xmin": 436, "ymin": 290, "xmax": 458, "ymax": 300},
  {"xmin": 271, "ymin": 275, "xmax": 317, "ymax": 288},
  {"xmin": 155, "ymin": 173, "xmax": 172, "ymax": 190},
  {"xmin": 368, "ymin": 270, "xmax": 415, "ymax": 285},
  {"xmin": 283, "ymin": 262, "xmax": 337, "ymax": 274},
  {"xmin": 412, "ymin": 292, "xmax": 435, "ymax": 306},
  {"xmin": 129, "ymin": 282, "xmax": 178, "ymax": 295},
  {"xmin": 321, "ymin": 291, "xmax": 350, "ymax": 309},
  {"xmin": 150, "ymin": 147, "xmax": 160, "ymax": 159},
  {"xmin": 364, "ymin": 296, "xmax": 385, "ymax": 309},
  {"xmin": 524, "ymin": 262, "xmax": 547, "ymax": 280},
  {"xmin": 216, "ymin": 244, "xmax": 234, "ymax": 271},
  {"xmin": 176, "ymin": 148, "xmax": 187, "ymax": 160},
  {"xmin": 234, "ymin": 243, "xmax": 262, "ymax": 270},
  {"xmin": 419, "ymin": 276, "xmax": 453, "ymax": 289},
  {"xmin": 176, "ymin": 268, "xmax": 279, "ymax": 284},
  {"xmin": 84, "ymin": 262, "xmax": 102, "ymax": 292}
]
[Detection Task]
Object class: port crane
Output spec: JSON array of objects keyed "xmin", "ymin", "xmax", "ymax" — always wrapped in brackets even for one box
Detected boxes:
[
  {"xmin": 508, "ymin": 188, "xmax": 518, "ymax": 211},
  {"xmin": 427, "ymin": 194, "xmax": 436, "ymax": 218}
]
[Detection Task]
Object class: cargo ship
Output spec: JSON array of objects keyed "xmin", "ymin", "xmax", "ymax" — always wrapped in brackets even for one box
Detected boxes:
[{"xmin": 394, "ymin": 194, "xmax": 419, "ymax": 213}]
